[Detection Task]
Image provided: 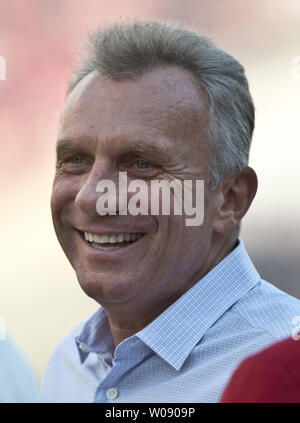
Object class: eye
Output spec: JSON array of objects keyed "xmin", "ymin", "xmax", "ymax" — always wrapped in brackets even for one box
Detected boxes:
[
  {"xmin": 57, "ymin": 154, "xmax": 91, "ymax": 174},
  {"xmin": 70, "ymin": 156, "xmax": 85, "ymax": 164},
  {"xmin": 135, "ymin": 160, "xmax": 150, "ymax": 169}
]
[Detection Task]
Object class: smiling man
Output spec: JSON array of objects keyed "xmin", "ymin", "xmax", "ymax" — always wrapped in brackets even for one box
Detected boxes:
[{"xmin": 40, "ymin": 21, "xmax": 300, "ymax": 403}]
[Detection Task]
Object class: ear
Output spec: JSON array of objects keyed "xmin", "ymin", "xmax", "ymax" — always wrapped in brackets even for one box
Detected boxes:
[{"xmin": 213, "ymin": 167, "xmax": 258, "ymax": 234}]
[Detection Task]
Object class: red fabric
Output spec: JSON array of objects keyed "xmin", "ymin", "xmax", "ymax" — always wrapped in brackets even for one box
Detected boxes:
[{"xmin": 220, "ymin": 337, "xmax": 300, "ymax": 403}]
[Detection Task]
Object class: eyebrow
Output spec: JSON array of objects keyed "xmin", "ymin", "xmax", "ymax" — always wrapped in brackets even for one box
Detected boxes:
[
  {"xmin": 56, "ymin": 139, "xmax": 82, "ymax": 157},
  {"xmin": 56, "ymin": 137, "xmax": 174, "ymax": 161},
  {"xmin": 127, "ymin": 140, "xmax": 172, "ymax": 159}
]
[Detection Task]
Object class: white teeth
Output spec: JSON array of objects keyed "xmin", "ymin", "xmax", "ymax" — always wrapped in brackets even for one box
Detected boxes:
[
  {"xmin": 93, "ymin": 234, "xmax": 101, "ymax": 243},
  {"xmin": 94, "ymin": 234, "xmax": 110, "ymax": 243},
  {"xmin": 84, "ymin": 232, "xmax": 144, "ymax": 244},
  {"xmin": 109, "ymin": 235, "xmax": 117, "ymax": 243}
]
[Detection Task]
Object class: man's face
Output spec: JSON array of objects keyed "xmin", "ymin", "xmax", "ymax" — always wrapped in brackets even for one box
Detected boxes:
[{"xmin": 51, "ymin": 66, "xmax": 220, "ymax": 312}]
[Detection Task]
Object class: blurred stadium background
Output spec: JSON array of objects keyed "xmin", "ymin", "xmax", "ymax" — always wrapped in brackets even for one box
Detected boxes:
[{"xmin": 0, "ymin": 0, "xmax": 299, "ymax": 385}]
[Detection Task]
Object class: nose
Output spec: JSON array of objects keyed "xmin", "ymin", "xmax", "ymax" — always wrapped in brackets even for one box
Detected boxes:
[{"xmin": 75, "ymin": 160, "xmax": 113, "ymax": 217}]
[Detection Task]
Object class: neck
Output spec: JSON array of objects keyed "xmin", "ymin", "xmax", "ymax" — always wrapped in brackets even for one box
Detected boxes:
[{"xmin": 104, "ymin": 235, "xmax": 237, "ymax": 348}]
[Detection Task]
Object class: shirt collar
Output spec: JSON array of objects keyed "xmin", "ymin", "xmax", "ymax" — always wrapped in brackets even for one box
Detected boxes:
[
  {"xmin": 75, "ymin": 307, "xmax": 115, "ymax": 364},
  {"xmin": 76, "ymin": 238, "xmax": 260, "ymax": 370},
  {"xmin": 136, "ymin": 238, "xmax": 260, "ymax": 370}
]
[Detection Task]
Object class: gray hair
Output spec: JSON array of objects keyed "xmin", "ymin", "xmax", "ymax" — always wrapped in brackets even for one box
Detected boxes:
[{"xmin": 67, "ymin": 20, "xmax": 255, "ymax": 190}]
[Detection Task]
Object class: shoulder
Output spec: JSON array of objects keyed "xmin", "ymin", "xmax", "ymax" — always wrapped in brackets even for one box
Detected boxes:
[
  {"xmin": 202, "ymin": 279, "xmax": 300, "ymax": 364},
  {"xmin": 230, "ymin": 279, "xmax": 300, "ymax": 339}
]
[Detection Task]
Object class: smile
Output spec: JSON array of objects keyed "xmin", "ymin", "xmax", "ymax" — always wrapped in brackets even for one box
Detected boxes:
[{"xmin": 84, "ymin": 232, "xmax": 144, "ymax": 250}]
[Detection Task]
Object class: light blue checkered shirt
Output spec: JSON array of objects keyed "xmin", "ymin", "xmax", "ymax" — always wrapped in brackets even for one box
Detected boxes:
[{"xmin": 40, "ymin": 239, "xmax": 300, "ymax": 402}]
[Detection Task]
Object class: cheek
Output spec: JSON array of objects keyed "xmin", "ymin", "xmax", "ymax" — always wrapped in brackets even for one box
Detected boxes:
[
  {"xmin": 51, "ymin": 177, "xmax": 78, "ymax": 220},
  {"xmin": 51, "ymin": 180, "xmax": 79, "ymax": 258}
]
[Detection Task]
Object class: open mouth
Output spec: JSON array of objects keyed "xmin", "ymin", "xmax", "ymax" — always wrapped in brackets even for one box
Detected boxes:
[{"xmin": 83, "ymin": 232, "xmax": 145, "ymax": 250}]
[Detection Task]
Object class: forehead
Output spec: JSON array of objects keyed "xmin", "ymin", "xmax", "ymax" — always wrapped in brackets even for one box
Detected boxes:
[{"xmin": 59, "ymin": 66, "xmax": 208, "ymax": 155}]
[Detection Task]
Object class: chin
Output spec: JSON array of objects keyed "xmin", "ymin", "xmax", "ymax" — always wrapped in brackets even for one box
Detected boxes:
[{"xmin": 75, "ymin": 269, "xmax": 140, "ymax": 305}]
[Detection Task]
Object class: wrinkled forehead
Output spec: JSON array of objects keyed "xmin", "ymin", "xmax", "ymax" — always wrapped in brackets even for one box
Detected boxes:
[{"xmin": 59, "ymin": 66, "xmax": 209, "ymax": 152}]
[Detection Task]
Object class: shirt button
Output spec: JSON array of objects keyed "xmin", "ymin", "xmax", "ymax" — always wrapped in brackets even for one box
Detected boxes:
[{"xmin": 106, "ymin": 387, "xmax": 118, "ymax": 400}]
